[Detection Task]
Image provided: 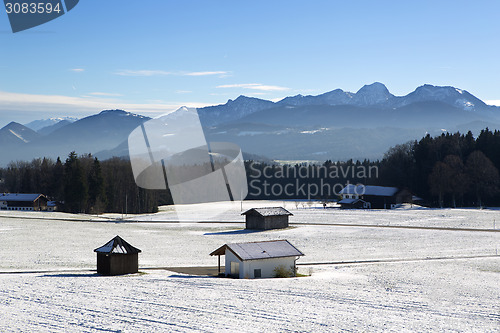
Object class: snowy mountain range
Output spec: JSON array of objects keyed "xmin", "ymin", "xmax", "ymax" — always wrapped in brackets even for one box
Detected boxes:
[
  {"xmin": 197, "ymin": 82, "xmax": 497, "ymax": 127},
  {"xmin": 0, "ymin": 110, "xmax": 149, "ymax": 165},
  {"xmin": 274, "ymin": 82, "xmax": 490, "ymax": 111},
  {"xmin": 25, "ymin": 117, "xmax": 78, "ymax": 132},
  {"xmin": 1, "ymin": 83, "xmax": 500, "ymax": 165}
]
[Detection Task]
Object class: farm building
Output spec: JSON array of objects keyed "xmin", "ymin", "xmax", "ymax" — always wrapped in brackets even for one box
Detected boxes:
[
  {"xmin": 47, "ymin": 201, "xmax": 58, "ymax": 212},
  {"xmin": 0, "ymin": 193, "xmax": 48, "ymax": 211},
  {"xmin": 94, "ymin": 236, "xmax": 141, "ymax": 276},
  {"xmin": 242, "ymin": 207, "xmax": 292, "ymax": 230},
  {"xmin": 337, "ymin": 198, "xmax": 370, "ymax": 209},
  {"xmin": 210, "ymin": 240, "xmax": 304, "ymax": 279},
  {"xmin": 339, "ymin": 184, "xmax": 412, "ymax": 209}
]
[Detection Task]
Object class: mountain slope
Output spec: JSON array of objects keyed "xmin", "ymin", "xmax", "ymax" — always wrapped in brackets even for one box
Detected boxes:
[
  {"xmin": 37, "ymin": 120, "xmax": 72, "ymax": 135},
  {"xmin": 0, "ymin": 122, "xmax": 41, "ymax": 145},
  {"xmin": 0, "ymin": 110, "xmax": 150, "ymax": 165},
  {"xmin": 395, "ymin": 84, "xmax": 488, "ymax": 110},
  {"xmin": 197, "ymin": 95, "xmax": 276, "ymax": 126}
]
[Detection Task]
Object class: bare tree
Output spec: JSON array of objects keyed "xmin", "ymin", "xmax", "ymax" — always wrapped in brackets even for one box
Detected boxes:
[
  {"xmin": 428, "ymin": 161, "xmax": 452, "ymax": 207},
  {"xmin": 443, "ymin": 155, "xmax": 469, "ymax": 207},
  {"xmin": 465, "ymin": 151, "xmax": 500, "ymax": 207}
]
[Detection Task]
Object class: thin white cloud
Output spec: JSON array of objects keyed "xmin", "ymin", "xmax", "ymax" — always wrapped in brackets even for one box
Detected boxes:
[
  {"xmin": 0, "ymin": 90, "xmax": 210, "ymax": 118},
  {"xmin": 185, "ymin": 71, "xmax": 229, "ymax": 77},
  {"xmin": 115, "ymin": 70, "xmax": 173, "ymax": 76},
  {"xmin": 217, "ymin": 83, "xmax": 289, "ymax": 92},
  {"xmin": 115, "ymin": 69, "xmax": 229, "ymax": 77},
  {"xmin": 70, "ymin": 68, "xmax": 85, "ymax": 72},
  {"xmin": 89, "ymin": 92, "xmax": 123, "ymax": 97},
  {"xmin": 485, "ymin": 100, "xmax": 500, "ymax": 106}
]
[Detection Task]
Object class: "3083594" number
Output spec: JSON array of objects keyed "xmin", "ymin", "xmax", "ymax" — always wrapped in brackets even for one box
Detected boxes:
[{"xmin": 5, "ymin": 2, "xmax": 62, "ymax": 14}]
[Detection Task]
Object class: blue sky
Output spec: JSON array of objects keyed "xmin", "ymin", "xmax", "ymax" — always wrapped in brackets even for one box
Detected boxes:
[{"xmin": 1, "ymin": 0, "xmax": 500, "ymax": 126}]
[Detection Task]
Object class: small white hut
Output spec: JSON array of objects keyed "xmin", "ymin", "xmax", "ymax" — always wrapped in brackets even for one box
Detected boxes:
[{"xmin": 210, "ymin": 240, "xmax": 304, "ymax": 279}]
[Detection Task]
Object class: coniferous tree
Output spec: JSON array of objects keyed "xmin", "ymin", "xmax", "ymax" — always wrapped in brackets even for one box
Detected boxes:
[
  {"xmin": 87, "ymin": 157, "xmax": 107, "ymax": 214},
  {"xmin": 64, "ymin": 152, "xmax": 88, "ymax": 213},
  {"xmin": 52, "ymin": 157, "xmax": 65, "ymax": 201}
]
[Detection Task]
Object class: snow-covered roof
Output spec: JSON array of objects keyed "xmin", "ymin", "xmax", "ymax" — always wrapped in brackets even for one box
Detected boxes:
[
  {"xmin": 94, "ymin": 236, "xmax": 141, "ymax": 254},
  {"xmin": 0, "ymin": 193, "xmax": 45, "ymax": 202},
  {"xmin": 241, "ymin": 207, "xmax": 293, "ymax": 217},
  {"xmin": 47, "ymin": 201, "xmax": 57, "ymax": 207},
  {"xmin": 339, "ymin": 184, "xmax": 399, "ymax": 197},
  {"xmin": 210, "ymin": 240, "xmax": 303, "ymax": 261},
  {"xmin": 338, "ymin": 198, "xmax": 365, "ymax": 205}
]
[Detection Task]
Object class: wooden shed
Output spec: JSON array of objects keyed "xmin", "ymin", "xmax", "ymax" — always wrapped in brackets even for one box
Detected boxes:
[
  {"xmin": 210, "ymin": 240, "xmax": 304, "ymax": 279},
  {"xmin": 94, "ymin": 236, "xmax": 141, "ymax": 276},
  {"xmin": 242, "ymin": 207, "xmax": 292, "ymax": 230}
]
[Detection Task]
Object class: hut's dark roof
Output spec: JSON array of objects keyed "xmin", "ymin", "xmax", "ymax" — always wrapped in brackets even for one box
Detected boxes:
[
  {"xmin": 210, "ymin": 239, "xmax": 303, "ymax": 261},
  {"xmin": 241, "ymin": 207, "xmax": 293, "ymax": 217},
  {"xmin": 0, "ymin": 193, "xmax": 45, "ymax": 202},
  {"xmin": 94, "ymin": 235, "xmax": 141, "ymax": 254}
]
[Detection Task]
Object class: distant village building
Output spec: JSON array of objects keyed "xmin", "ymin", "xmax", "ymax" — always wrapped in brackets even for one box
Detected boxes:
[
  {"xmin": 94, "ymin": 236, "xmax": 141, "ymax": 276},
  {"xmin": 242, "ymin": 207, "xmax": 293, "ymax": 230},
  {"xmin": 47, "ymin": 201, "xmax": 58, "ymax": 212},
  {"xmin": 338, "ymin": 185, "xmax": 412, "ymax": 209},
  {"xmin": 210, "ymin": 240, "xmax": 304, "ymax": 279},
  {"xmin": 0, "ymin": 193, "xmax": 48, "ymax": 211},
  {"xmin": 337, "ymin": 197, "xmax": 370, "ymax": 209}
]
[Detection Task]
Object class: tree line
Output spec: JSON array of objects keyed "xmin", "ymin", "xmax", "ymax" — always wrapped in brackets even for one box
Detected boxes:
[
  {"xmin": 0, "ymin": 152, "xmax": 165, "ymax": 214},
  {"xmin": 1, "ymin": 128, "xmax": 500, "ymax": 211},
  {"xmin": 246, "ymin": 128, "xmax": 500, "ymax": 207},
  {"xmin": 378, "ymin": 128, "xmax": 500, "ymax": 207},
  {"xmin": 245, "ymin": 159, "xmax": 379, "ymax": 201}
]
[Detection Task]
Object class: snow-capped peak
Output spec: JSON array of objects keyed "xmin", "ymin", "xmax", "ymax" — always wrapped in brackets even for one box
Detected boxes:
[{"xmin": 25, "ymin": 116, "xmax": 78, "ymax": 131}]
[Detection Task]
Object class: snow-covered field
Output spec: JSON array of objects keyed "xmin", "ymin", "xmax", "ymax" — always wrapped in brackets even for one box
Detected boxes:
[{"xmin": 0, "ymin": 202, "xmax": 499, "ymax": 331}]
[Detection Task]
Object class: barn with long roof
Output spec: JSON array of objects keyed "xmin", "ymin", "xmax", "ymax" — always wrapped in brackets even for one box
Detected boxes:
[{"xmin": 0, "ymin": 193, "xmax": 48, "ymax": 211}]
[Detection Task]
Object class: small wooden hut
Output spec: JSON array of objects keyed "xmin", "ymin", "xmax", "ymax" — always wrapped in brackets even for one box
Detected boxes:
[
  {"xmin": 94, "ymin": 236, "xmax": 141, "ymax": 275},
  {"xmin": 242, "ymin": 207, "xmax": 292, "ymax": 230}
]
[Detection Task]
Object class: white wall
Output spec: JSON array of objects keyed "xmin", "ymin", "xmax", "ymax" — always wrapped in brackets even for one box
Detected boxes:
[
  {"xmin": 243, "ymin": 257, "xmax": 296, "ymax": 278},
  {"xmin": 224, "ymin": 249, "xmax": 243, "ymax": 278},
  {"xmin": 224, "ymin": 249, "xmax": 297, "ymax": 279}
]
